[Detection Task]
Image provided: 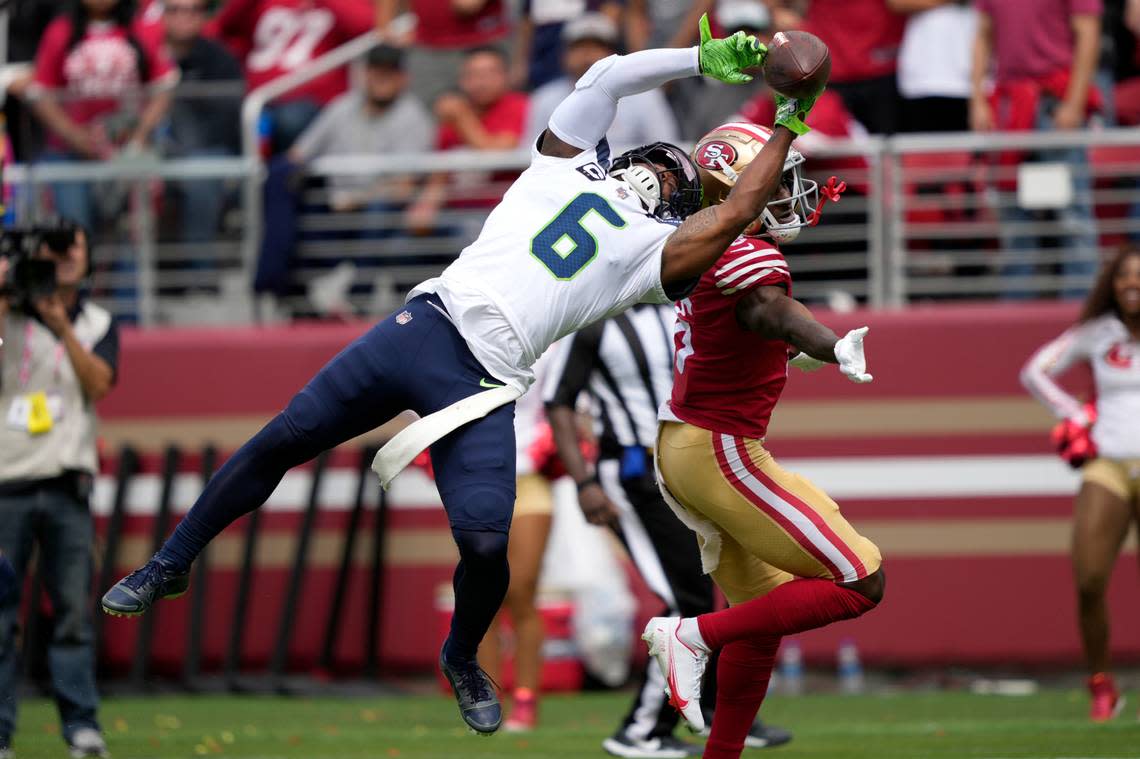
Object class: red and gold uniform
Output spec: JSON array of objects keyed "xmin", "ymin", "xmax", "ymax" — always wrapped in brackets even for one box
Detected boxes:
[{"xmin": 657, "ymin": 236, "xmax": 881, "ymax": 605}]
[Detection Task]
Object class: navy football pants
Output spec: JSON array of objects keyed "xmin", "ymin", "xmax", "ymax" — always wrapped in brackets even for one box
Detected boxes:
[{"xmin": 159, "ymin": 294, "xmax": 517, "ymax": 661}]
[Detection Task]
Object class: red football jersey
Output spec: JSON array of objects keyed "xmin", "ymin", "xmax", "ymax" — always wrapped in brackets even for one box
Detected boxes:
[
  {"xmin": 802, "ymin": 0, "xmax": 904, "ymax": 83},
  {"xmin": 436, "ymin": 91, "xmax": 529, "ymax": 207},
  {"xmin": 209, "ymin": 0, "xmax": 375, "ymax": 104},
  {"xmin": 32, "ymin": 16, "xmax": 177, "ymax": 144},
  {"xmin": 411, "ymin": 0, "xmax": 510, "ymax": 48},
  {"xmin": 667, "ymin": 236, "xmax": 793, "ymax": 440},
  {"xmin": 135, "ymin": 0, "xmax": 167, "ymax": 50}
]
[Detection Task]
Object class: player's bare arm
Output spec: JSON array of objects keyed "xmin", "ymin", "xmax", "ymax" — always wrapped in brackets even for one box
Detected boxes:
[
  {"xmin": 660, "ymin": 127, "xmax": 796, "ymax": 286},
  {"xmin": 736, "ymin": 284, "xmax": 874, "ymax": 384},
  {"xmin": 735, "ymin": 284, "xmax": 840, "ymax": 361}
]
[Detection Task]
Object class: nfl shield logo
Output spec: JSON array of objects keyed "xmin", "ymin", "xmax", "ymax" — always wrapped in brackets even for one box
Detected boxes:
[
  {"xmin": 615, "ymin": 187, "xmax": 629, "ymax": 200},
  {"xmin": 396, "ymin": 310, "xmax": 413, "ymax": 325}
]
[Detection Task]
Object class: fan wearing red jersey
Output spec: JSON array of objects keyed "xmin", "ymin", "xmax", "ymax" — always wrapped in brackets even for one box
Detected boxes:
[
  {"xmin": 208, "ymin": 0, "xmax": 376, "ymax": 150},
  {"xmin": 642, "ymin": 122, "xmax": 884, "ymax": 759}
]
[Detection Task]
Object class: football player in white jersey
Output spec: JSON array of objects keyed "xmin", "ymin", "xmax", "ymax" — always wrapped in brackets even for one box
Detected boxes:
[
  {"xmin": 1021, "ymin": 248, "xmax": 1140, "ymax": 722},
  {"xmin": 102, "ymin": 16, "xmax": 821, "ymax": 735}
]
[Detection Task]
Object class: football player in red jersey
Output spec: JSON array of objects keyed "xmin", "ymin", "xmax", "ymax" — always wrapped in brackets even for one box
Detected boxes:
[{"xmin": 642, "ymin": 122, "xmax": 885, "ymax": 759}]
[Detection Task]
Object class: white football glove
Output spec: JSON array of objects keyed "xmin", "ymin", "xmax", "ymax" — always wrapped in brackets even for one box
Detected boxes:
[
  {"xmin": 834, "ymin": 326, "xmax": 873, "ymax": 384},
  {"xmin": 788, "ymin": 352, "xmax": 826, "ymax": 373}
]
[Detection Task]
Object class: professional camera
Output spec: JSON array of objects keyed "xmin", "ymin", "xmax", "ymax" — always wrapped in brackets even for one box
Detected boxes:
[{"xmin": 0, "ymin": 221, "xmax": 80, "ymax": 309}]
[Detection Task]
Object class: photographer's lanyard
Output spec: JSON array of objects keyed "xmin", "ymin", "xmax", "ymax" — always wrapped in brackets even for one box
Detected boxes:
[{"xmin": 18, "ymin": 321, "xmax": 64, "ymax": 388}]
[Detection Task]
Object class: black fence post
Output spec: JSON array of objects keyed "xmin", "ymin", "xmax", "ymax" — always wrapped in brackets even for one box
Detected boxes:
[
  {"xmin": 317, "ymin": 446, "xmax": 376, "ymax": 675},
  {"xmin": 364, "ymin": 476, "xmax": 389, "ymax": 678},
  {"xmin": 270, "ymin": 451, "xmax": 329, "ymax": 691},
  {"xmin": 94, "ymin": 445, "xmax": 139, "ymax": 650},
  {"xmin": 130, "ymin": 445, "xmax": 181, "ymax": 688},
  {"xmin": 182, "ymin": 444, "xmax": 216, "ymax": 689},
  {"xmin": 224, "ymin": 505, "xmax": 261, "ymax": 691}
]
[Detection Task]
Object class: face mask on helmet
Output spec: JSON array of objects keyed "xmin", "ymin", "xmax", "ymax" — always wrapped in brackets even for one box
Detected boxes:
[
  {"xmin": 609, "ymin": 142, "xmax": 703, "ymax": 221},
  {"xmin": 693, "ymin": 122, "xmax": 825, "ymax": 244},
  {"xmin": 758, "ymin": 169, "xmax": 821, "ymax": 244}
]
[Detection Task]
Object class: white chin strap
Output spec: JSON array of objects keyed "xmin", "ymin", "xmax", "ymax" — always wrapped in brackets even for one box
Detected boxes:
[
  {"xmin": 713, "ymin": 154, "xmax": 801, "ymax": 242},
  {"xmin": 613, "ymin": 164, "xmax": 661, "ymax": 214},
  {"xmin": 761, "ymin": 208, "xmax": 802, "ymax": 243}
]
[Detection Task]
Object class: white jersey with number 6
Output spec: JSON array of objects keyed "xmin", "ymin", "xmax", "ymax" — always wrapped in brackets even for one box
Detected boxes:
[{"xmin": 411, "ymin": 138, "xmax": 679, "ymax": 392}]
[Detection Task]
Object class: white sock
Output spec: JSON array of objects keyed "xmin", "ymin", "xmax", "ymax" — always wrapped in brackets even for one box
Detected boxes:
[{"xmin": 677, "ymin": 617, "xmax": 710, "ymax": 653}]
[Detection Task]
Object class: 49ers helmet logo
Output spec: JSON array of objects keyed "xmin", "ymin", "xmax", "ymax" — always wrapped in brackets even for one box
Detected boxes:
[
  {"xmin": 696, "ymin": 140, "xmax": 738, "ymax": 170},
  {"xmin": 1105, "ymin": 343, "xmax": 1135, "ymax": 368}
]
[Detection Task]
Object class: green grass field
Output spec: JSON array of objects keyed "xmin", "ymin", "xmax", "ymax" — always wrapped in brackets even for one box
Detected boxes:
[{"xmin": 12, "ymin": 689, "xmax": 1140, "ymax": 758}]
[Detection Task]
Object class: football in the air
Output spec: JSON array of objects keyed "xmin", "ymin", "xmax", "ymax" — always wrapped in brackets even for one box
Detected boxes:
[{"xmin": 763, "ymin": 30, "xmax": 831, "ymax": 100}]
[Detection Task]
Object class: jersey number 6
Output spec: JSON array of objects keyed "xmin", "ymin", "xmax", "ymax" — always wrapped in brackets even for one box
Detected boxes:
[{"xmin": 531, "ymin": 193, "xmax": 626, "ymax": 280}]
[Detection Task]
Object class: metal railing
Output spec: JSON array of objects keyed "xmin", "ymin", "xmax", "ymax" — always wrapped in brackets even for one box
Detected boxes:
[
  {"xmin": 5, "ymin": 154, "xmax": 253, "ymax": 325},
  {"xmin": 12, "ymin": 49, "xmax": 1140, "ymax": 321}
]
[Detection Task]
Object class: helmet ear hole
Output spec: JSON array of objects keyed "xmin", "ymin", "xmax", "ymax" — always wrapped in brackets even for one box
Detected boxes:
[
  {"xmin": 610, "ymin": 142, "xmax": 703, "ymax": 220},
  {"xmin": 613, "ymin": 163, "xmax": 662, "ymax": 214}
]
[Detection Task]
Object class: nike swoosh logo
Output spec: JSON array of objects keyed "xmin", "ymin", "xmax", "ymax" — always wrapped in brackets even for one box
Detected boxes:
[
  {"xmin": 479, "ymin": 378, "xmax": 507, "ymax": 389},
  {"xmin": 667, "ymin": 652, "xmax": 689, "ymax": 711}
]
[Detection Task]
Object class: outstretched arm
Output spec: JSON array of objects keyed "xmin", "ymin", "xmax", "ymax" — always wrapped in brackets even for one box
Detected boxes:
[
  {"xmin": 540, "ymin": 15, "xmax": 764, "ymax": 158},
  {"xmin": 736, "ymin": 285, "xmax": 873, "ymax": 383},
  {"xmin": 737, "ymin": 285, "xmax": 839, "ymax": 360},
  {"xmin": 539, "ymin": 48, "xmax": 701, "ymax": 158},
  {"xmin": 660, "ymin": 126, "xmax": 796, "ymax": 283}
]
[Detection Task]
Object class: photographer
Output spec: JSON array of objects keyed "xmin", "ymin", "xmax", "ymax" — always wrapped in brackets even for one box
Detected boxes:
[{"xmin": 0, "ymin": 221, "xmax": 117, "ymax": 759}]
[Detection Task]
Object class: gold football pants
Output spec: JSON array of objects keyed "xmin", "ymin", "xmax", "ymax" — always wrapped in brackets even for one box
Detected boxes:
[{"xmin": 657, "ymin": 421, "xmax": 881, "ymax": 605}]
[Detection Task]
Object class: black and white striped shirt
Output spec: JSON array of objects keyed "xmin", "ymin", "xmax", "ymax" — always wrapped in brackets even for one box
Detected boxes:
[{"xmin": 542, "ymin": 304, "xmax": 675, "ymax": 459}]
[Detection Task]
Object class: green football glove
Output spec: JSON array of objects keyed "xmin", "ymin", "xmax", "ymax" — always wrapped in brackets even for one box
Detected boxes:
[
  {"xmin": 698, "ymin": 13, "xmax": 766, "ymax": 84},
  {"xmin": 774, "ymin": 91, "xmax": 819, "ymax": 136}
]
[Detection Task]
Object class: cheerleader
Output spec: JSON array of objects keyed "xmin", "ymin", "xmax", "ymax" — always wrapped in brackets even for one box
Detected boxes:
[{"xmin": 1021, "ymin": 248, "xmax": 1140, "ymax": 721}]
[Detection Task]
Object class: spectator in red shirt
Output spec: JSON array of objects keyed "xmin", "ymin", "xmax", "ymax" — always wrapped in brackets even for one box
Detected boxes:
[
  {"xmin": 210, "ymin": 0, "xmax": 377, "ymax": 153},
  {"xmin": 135, "ymin": 0, "xmax": 167, "ymax": 48},
  {"xmin": 406, "ymin": 46, "xmax": 527, "ymax": 236},
  {"xmin": 377, "ymin": 0, "xmax": 512, "ymax": 104},
  {"xmin": 28, "ymin": 0, "xmax": 178, "ymax": 230},
  {"xmin": 774, "ymin": 0, "xmax": 906, "ymax": 134},
  {"xmin": 738, "ymin": 87, "xmax": 869, "ymax": 193},
  {"xmin": 971, "ymin": 0, "xmax": 1102, "ymax": 297}
]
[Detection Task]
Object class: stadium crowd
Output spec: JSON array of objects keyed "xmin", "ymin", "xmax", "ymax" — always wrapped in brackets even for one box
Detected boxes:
[
  {"xmin": 2, "ymin": 0, "xmax": 1139, "ymax": 311},
  {"xmin": 2, "ymin": 6, "xmax": 1140, "ymax": 759}
]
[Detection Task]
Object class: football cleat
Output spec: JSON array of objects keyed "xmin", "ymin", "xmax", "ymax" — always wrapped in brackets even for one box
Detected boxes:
[
  {"xmin": 602, "ymin": 732, "xmax": 701, "ymax": 758},
  {"xmin": 439, "ymin": 643, "xmax": 502, "ymax": 735},
  {"xmin": 1088, "ymin": 672, "xmax": 1125, "ymax": 722},
  {"xmin": 101, "ymin": 557, "xmax": 189, "ymax": 617},
  {"xmin": 642, "ymin": 617, "xmax": 708, "ymax": 733},
  {"xmin": 67, "ymin": 728, "xmax": 109, "ymax": 758}
]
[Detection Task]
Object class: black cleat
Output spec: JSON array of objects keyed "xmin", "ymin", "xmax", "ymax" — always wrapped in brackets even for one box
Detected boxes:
[
  {"xmin": 439, "ymin": 643, "xmax": 502, "ymax": 735},
  {"xmin": 699, "ymin": 713, "xmax": 793, "ymax": 750},
  {"xmin": 101, "ymin": 557, "xmax": 190, "ymax": 617},
  {"xmin": 744, "ymin": 718, "xmax": 793, "ymax": 749}
]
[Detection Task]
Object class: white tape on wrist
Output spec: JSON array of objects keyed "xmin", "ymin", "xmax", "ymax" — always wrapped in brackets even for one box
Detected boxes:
[{"xmin": 371, "ymin": 384, "xmax": 522, "ymax": 489}]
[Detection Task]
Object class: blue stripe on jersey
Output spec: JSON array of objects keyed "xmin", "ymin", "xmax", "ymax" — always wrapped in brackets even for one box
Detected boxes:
[{"xmin": 596, "ymin": 137, "xmax": 611, "ymax": 171}]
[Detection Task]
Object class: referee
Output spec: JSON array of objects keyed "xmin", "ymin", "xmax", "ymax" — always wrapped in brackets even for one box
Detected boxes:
[{"xmin": 543, "ymin": 304, "xmax": 791, "ymax": 758}]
